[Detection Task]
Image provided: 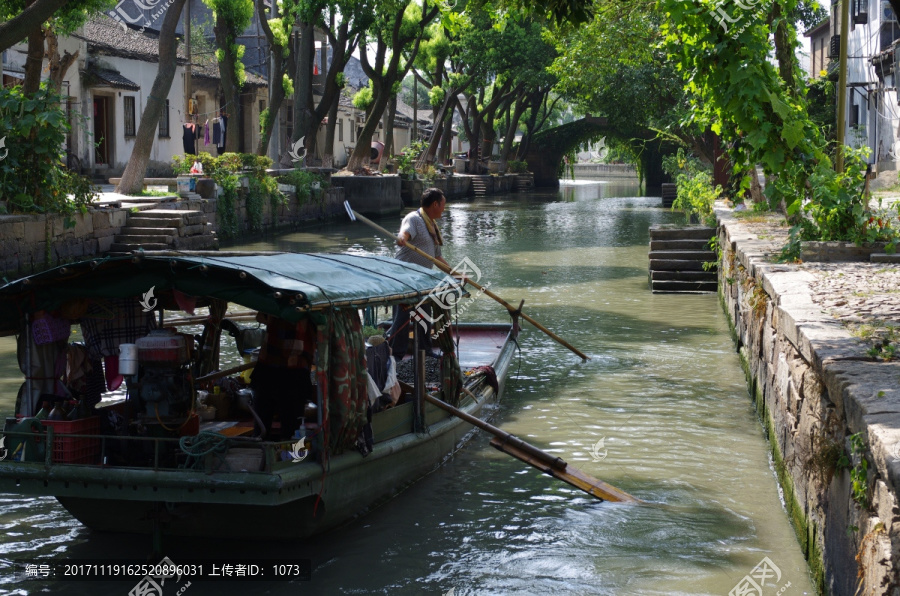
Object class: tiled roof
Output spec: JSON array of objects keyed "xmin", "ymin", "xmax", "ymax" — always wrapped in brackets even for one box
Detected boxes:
[
  {"xmin": 82, "ymin": 68, "xmax": 141, "ymax": 90},
  {"xmin": 394, "ymin": 96, "xmax": 430, "ymax": 124},
  {"xmin": 76, "ymin": 16, "xmax": 188, "ymax": 62},
  {"xmin": 77, "ymin": 16, "xmax": 266, "ymax": 88}
]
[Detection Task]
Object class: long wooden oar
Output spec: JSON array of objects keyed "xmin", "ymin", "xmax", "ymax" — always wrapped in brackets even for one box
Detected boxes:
[
  {"xmin": 344, "ymin": 202, "xmax": 589, "ymax": 361},
  {"xmin": 426, "ymin": 390, "xmax": 640, "ymax": 503}
]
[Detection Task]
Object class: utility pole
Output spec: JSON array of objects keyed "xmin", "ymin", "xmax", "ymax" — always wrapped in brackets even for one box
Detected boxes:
[
  {"xmin": 185, "ymin": 0, "xmax": 192, "ymax": 119},
  {"xmin": 413, "ymin": 73, "xmax": 417, "ymax": 141},
  {"xmin": 836, "ymin": 0, "xmax": 849, "ymax": 173}
]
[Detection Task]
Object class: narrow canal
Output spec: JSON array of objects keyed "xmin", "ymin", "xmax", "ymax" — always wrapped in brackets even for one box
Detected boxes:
[{"xmin": 0, "ymin": 180, "xmax": 814, "ymax": 595}]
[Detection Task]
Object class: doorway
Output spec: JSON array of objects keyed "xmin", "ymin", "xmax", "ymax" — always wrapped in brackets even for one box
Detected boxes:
[{"xmin": 93, "ymin": 96, "xmax": 111, "ymax": 166}]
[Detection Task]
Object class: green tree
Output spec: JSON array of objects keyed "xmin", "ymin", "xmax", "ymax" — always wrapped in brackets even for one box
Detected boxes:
[
  {"xmin": 345, "ymin": 0, "xmax": 439, "ymax": 171},
  {"xmin": 115, "ymin": 0, "xmax": 188, "ymax": 194},
  {"xmin": 204, "ymin": 0, "xmax": 254, "ymax": 153},
  {"xmin": 0, "ymin": 0, "xmax": 114, "ymax": 95},
  {"xmin": 256, "ymin": 0, "xmax": 297, "ymax": 156},
  {"xmin": 549, "ymin": 0, "xmax": 705, "ymax": 176}
]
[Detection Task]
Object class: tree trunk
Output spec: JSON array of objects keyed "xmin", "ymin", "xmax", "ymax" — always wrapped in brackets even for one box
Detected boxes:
[
  {"xmin": 23, "ymin": 26, "xmax": 44, "ymax": 95},
  {"xmin": 45, "ymin": 26, "xmax": 78, "ymax": 94},
  {"xmin": 303, "ymin": 22, "xmax": 356, "ymax": 161},
  {"xmin": 292, "ymin": 21, "xmax": 315, "ymax": 148},
  {"xmin": 255, "ymin": 0, "xmax": 288, "ymax": 156},
  {"xmin": 214, "ymin": 12, "xmax": 241, "ymax": 153},
  {"xmin": 0, "ymin": 0, "xmax": 68, "ymax": 54},
  {"xmin": 770, "ymin": 3, "xmax": 796, "ymax": 98},
  {"xmin": 347, "ymin": 84, "xmax": 390, "ymax": 170},
  {"xmin": 499, "ymin": 93, "xmax": 527, "ymax": 169},
  {"xmin": 384, "ymin": 93, "xmax": 397, "ymax": 162},
  {"xmin": 323, "ymin": 93, "xmax": 339, "ymax": 163},
  {"xmin": 423, "ymin": 95, "xmax": 453, "ymax": 164},
  {"xmin": 438, "ymin": 109, "xmax": 453, "ymax": 164},
  {"xmin": 115, "ymin": 0, "xmax": 187, "ymax": 195}
]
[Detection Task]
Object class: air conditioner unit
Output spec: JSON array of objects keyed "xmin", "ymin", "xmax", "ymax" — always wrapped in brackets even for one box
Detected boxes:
[{"xmin": 884, "ymin": 1, "xmax": 898, "ymax": 23}]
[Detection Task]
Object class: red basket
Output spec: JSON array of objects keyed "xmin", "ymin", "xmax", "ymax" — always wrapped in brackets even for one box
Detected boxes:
[{"xmin": 41, "ymin": 417, "xmax": 101, "ymax": 464}]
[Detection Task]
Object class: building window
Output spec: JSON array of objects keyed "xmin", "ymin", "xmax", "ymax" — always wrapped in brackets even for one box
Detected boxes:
[
  {"xmin": 124, "ymin": 96, "xmax": 135, "ymax": 137},
  {"xmin": 350, "ymin": 119, "xmax": 355, "ymax": 142},
  {"xmin": 338, "ymin": 119, "xmax": 343, "ymax": 142},
  {"xmin": 158, "ymin": 99, "xmax": 169, "ymax": 138}
]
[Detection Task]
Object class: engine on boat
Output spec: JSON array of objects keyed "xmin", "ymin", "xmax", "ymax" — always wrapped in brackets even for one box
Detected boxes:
[{"xmin": 127, "ymin": 330, "xmax": 193, "ymax": 420}]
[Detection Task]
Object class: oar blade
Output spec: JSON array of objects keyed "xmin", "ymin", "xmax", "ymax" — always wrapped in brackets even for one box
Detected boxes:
[
  {"xmin": 489, "ymin": 437, "xmax": 641, "ymax": 503},
  {"xmin": 343, "ymin": 200, "xmax": 357, "ymax": 221}
]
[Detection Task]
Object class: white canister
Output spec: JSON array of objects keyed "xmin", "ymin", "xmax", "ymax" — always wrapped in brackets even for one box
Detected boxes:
[{"xmin": 119, "ymin": 343, "xmax": 138, "ymax": 375}]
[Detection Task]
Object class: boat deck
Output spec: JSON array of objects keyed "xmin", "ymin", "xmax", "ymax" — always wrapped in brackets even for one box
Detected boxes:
[{"xmin": 396, "ymin": 323, "xmax": 513, "ymax": 370}]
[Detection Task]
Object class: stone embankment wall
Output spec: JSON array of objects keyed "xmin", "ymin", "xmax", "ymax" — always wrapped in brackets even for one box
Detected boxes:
[
  {"xmin": 0, "ymin": 209, "xmax": 127, "ymax": 278},
  {"xmin": 0, "ymin": 186, "xmax": 346, "ymax": 279},
  {"xmin": 224, "ymin": 186, "xmax": 345, "ymax": 236},
  {"xmin": 716, "ymin": 205, "xmax": 900, "ymax": 595}
]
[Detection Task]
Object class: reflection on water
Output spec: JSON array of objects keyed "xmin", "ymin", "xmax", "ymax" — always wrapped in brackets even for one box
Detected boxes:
[{"xmin": 0, "ymin": 180, "xmax": 812, "ymax": 594}]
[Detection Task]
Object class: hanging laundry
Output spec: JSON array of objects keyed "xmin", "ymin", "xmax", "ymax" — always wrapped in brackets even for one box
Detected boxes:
[
  {"xmin": 219, "ymin": 114, "xmax": 227, "ymax": 150},
  {"xmin": 182, "ymin": 123, "xmax": 197, "ymax": 155},
  {"xmin": 204, "ymin": 120, "xmax": 210, "ymax": 145},
  {"xmin": 212, "ymin": 119, "xmax": 221, "ymax": 146}
]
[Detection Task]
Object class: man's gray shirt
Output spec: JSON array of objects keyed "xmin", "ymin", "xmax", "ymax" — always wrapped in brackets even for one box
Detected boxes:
[{"xmin": 395, "ymin": 210, "xmax": 442, "ymax": 269}]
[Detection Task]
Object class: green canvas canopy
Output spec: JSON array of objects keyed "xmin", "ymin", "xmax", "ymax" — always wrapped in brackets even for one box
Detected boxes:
[{"xmin": 0, "ymin": 252, "xmax": 449, "ymax": 332}]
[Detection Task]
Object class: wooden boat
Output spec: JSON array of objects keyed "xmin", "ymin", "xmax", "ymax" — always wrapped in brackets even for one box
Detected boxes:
[{"xmin": 0, "ymin": 252, "xmax": 518, "ymax": 539}]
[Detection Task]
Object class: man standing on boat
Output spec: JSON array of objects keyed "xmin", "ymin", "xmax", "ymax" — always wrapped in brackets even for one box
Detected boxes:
[{"xmin": 387, "ymin": 188, "xmax": 449, "ymax": 361}]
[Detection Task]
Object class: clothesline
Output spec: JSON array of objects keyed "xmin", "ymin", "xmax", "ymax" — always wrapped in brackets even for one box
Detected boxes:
[{"xmin": 175, "ymin": 97, "xmax": 237, "ymax": 121}]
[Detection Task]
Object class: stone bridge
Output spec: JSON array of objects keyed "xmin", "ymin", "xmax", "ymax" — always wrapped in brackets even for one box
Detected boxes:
[{"xmin": 523, "ymin": 116, "xmax": 669, "ymax": 189}]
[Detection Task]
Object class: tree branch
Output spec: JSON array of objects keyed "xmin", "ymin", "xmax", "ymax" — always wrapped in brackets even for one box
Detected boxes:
[{"xmin": 0, "ymin": 0, "xmax": 69, "ymax": 54}]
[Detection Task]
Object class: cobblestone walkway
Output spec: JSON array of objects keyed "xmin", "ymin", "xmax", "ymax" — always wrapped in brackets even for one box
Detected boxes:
[{"xmin": 804, "ymin": 262, "xmax": 900, "ymax": 328}]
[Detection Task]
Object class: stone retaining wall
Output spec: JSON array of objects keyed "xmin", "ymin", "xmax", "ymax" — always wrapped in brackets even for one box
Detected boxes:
[
  {"xmin": 716, "ymin": 205, "xmax": 900, "ymax": 595},
  {"xmin": 221, "ymin": 186, "xmax": 345, "ymax": 237},
  {"xmin": 0, "ymin": 209, "xmax": 127, "ymax": 278}
]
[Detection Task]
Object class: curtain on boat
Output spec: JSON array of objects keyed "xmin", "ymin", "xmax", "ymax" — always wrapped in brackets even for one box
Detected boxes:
[
  {"xmin": 316, "ymin": 309, "xmax": 369, "ymax": 456},
  {"xmin": 431, "ymin": 304, "xmax": 462, "ymax": 407}
]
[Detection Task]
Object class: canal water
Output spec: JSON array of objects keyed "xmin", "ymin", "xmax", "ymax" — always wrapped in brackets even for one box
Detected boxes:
[{"xmin": 0, "ymin": 180, "xmax": 814, "ymax": 595}]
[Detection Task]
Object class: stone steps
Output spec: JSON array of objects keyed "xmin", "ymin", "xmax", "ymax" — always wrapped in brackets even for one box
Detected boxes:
[
  {"xmin": 511, "ymin": 173, "xmax": 534, "ymax": 191},
  {"xmin": 651, "ymin": 280, "xmax": 719, "ymax": 293},
  {"xmin": 650, "ymin": 270, "xmax": 717, "ymax": 281},
  {"xmin": 661, "ymin": 183, "xmax": 677, "ymax": 208},
  {"xmin": 648, "ymin": 250, "xmax": 717, "ymax": 261},
  {"xmin": 649, "ymin": 238, "xmax": 711, "ymax": 251},
  {"xmin": 126, "ymin": 217, "xmax": 184, "ymax": 229},
  {"xmin": 120, "ymin": 227, "xmax": 179, "ymax": 237},
  {"xmin": 110, "ymin": 208, "xmax": 215, "ymax": 254},
  {"xmin": 648, "ymin": 225, "xmax": 718, "ymax": 293},
  {"xmin": 471, "ymin": 179, "xmax": 487, "ymax": 196}
]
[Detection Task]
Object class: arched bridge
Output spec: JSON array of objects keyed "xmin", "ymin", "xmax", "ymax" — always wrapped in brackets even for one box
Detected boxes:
[{"xmin": 523, "ymin": 116, "xmax": 667, "ymax": 188}]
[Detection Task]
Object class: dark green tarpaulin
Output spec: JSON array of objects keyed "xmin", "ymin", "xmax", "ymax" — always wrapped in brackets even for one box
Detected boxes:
[{"xmin": 0, "ymin": 253, "xmax": 449, "ymax": 332}]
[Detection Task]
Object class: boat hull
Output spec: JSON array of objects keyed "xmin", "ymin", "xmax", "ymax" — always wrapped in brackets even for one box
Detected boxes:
[{"xmin": 3, "ymin": 324, "xmax": 517, "ymax": 539}]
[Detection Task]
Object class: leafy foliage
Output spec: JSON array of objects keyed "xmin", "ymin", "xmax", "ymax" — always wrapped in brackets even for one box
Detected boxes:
[
  {"xmin": 661, "ymin": 0, "xmax": 897, "ymax": 252},
  {"xmin": 0, "ymin": 86, "xmax": 96, "ymax": 216},
  {"xmin": 281, "ymin": 169, "xmax": 328, "ymax": 206},
  {"xmin": 848, "ymin": 432, "xmax": 869, "ymax": 508},
  {"xmin": 171, "ymin": 152, "xmax": 284, "ymax": 238},
  {"xmin": 664, "ymin": 148, "xmax": 720, "ymax": 225}
]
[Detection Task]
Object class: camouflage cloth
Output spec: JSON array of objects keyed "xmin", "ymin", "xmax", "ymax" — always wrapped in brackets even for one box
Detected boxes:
[
  {"xmin": 431, "ymin": 304, "xmax": 462, "ymax": 407},
  {"xmin": 316, "ymin": 310, "xmax": 369, "ymax": 456}
]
